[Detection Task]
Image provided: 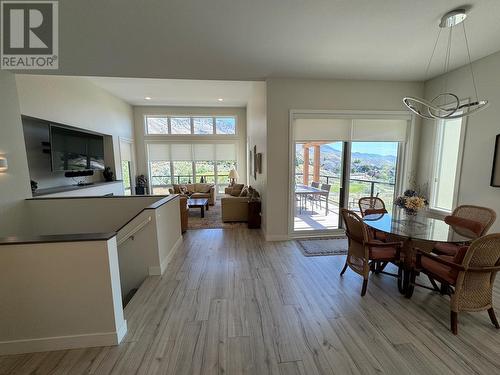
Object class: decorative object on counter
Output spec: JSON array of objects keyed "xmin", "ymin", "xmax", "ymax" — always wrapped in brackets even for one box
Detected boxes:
[
  {"xmin": 135, "ymin": 174, "xmax": 149, "ymax": 195},
  {"xmin": 395, "ymin": 189, "xmax": 428, "ymax": 216},
  {"xmin": 200, "ymin": 176, "xmax": 206, "ymax": 183},
  {"xmin": 0, "ymin": 156, "xmax": 8, "ymax": 172},
  {"xmin": 103, "ymin": 167, "xmax": 114, "ymax": 182},
  {"xmin": 228, "ymin": 168, "xmax": 239, "ymax": 186},
  {"xmin": 30, "ymin": 180, "xmax": 38, "ymax": 193}
]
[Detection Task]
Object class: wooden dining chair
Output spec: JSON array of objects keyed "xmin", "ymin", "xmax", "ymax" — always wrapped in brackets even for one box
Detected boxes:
[
  {"xmin": 433, "ymin": 205, "xmax": 496, "ymax": 256},
  {"xmin": 411, "ymin": 233, "xmax": 500, "ymax": 334},
  {"xmin": 340, "ymin": 209, "xmax": 403, "ymax": 296},
  {"xmin": 358, "ymin": 196, "xmax": 387, "ymax": 217}
]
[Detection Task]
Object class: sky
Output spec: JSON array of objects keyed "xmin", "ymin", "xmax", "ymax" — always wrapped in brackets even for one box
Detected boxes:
[{"xmin": 326, "ymin": 142, "xmax": 398, "ymax": 156}]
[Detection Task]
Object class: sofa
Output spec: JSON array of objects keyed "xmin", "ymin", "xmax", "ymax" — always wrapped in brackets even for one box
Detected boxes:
[
  {"xmin": 169, "ymin": 183, "xmax": 216, "ymax": 206},
  {"xmin": 221, "ymin": 185, "xmax": 259, "ymax": 222},
  {"xmin": 179, "ymin": 195, "xmax": 188, "ymax": 232}
]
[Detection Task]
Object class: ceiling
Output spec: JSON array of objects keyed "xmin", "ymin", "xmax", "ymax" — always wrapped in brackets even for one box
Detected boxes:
[
  {"xmin": 87, "ymin": 77, "xmax": 254, "ymax": 107},
  {"xmin": 51, "ymin": 1, "xmax": 500, "ymax": 81}
]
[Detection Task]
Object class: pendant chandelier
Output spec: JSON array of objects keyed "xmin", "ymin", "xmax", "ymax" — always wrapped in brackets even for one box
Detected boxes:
[{"xmin": 403, "ymin": 8, "xmax": 489, "ymax": 120}]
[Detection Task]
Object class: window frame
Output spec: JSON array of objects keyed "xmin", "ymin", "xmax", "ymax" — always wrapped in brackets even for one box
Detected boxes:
[
  {"xmin": 144, "ymin": 115, "xmax": 237, "ymax": 136},
  {"xmin": 429, "ymin": 114, "xmax": 467, "ymax": 214}
]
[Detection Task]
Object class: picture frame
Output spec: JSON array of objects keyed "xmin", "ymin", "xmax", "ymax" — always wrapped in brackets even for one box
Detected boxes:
[
  {"xmin": 253, "ymin": 145, "xmax": 257, "ymax": 180},
  {"xmin": 256, "ymin": 153, "xmax": 262, "ymax": 174},
  {"xmin": 490, "ymin": 134, "xmax": 500, "ymax": 187}
]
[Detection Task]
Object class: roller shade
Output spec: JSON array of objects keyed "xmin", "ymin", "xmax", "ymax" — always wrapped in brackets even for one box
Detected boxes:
[
  {"xmin": 294, "ymin": 118, "xmax": 352, "ymax": 141},
  {"xmin": 193, "ymin": 144, "xmax": 215, "ymax": 161},
  {"xmin": 171, "ymin": 144, "xmax": 193, "ymax": 161},
  {"xmin": 215, "ymin": 144, "xmax": 236, "ymax": 160},
  {"xmin": 120, "ymin": 140, "xmax": 133, "ymax": 162},
  {"xmin": 148, "ymin": 144, "xmax": 170, "ymax": 161},
  {"xmin": 351, "ymin": 119, "xmax": 408, "ymax": 142},
  {"xmin": 294, "ymin": 117, "xmax": 408, "ymax": 142}
]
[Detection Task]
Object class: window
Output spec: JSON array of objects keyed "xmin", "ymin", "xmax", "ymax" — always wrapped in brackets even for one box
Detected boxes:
[
  {"xmin": 216, "ymin": 117, "xmax": 236, "ymax": 134},
  {"xmin": 146, "ymin": 116, "xmax": 169, "ymax": 134},
  {"xmin": 431, "ymin": 116, "xmax": 464, "ymax": 212},
  {"xmin": 145, "ymin": 115, "xmax": 236, "ymax": 135},
  {"xmin": 170, "ymin": 117, "xmax": 191, "ymax": 134},
  {"xmin": 147, "ymin": 142, "xmax": 237, "ymax": 194},
  {"xmin": 193, "ymin": 117, "xmax": 214, "ymax": 134},
  {"xmin": 121, "ymin": 160, "xmax": 132, "ymax": 195}
]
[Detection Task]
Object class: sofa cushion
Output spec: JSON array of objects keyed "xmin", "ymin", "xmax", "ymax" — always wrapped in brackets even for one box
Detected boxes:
[
  {"xmin": 230, "ymin": 184, "xmax": 245, "ymax": 196},
  {"xmin": 195, "ymin": 183, "xmax": 213, "ymax": 193}
]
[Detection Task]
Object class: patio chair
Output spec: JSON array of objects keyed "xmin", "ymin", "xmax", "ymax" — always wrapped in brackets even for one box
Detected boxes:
[
  {"xmin": 433, "ymin": 205, "xmax": 496, "ymax": 256},
  {"xmin": 319, "ymin": 183, "xmax": 331, "ymax": 215},
  {"xmin": 308, "ymin": 181, "xmax": 321, "ymax": 210},
  {"xmin": 411, "ymin": 233, "xmax": 500, "ymax": 334},
  {"xmin": 340, "ymin": 209, "xmax": 403, "ymax": 296},
  {"xmin": 358, "ymin": 196, "xmax": 387, "ymax": 217}
]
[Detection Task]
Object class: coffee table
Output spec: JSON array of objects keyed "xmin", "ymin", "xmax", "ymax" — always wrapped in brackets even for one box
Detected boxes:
[{"xmin": 187, "ymin": 198, "xmax": 209, "ymax": 218}]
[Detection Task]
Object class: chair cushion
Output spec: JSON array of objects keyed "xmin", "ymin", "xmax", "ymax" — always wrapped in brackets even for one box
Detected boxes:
[
  {"xmin": 374, "ymin": 230, "xmax": 388, "ymax": 242},
  {"xmin": 434, "ymin": 242, "xmax": 460, "ymax": 256},
  {"xmin": 444, "ymin": 216, "xmax": 483, "ymax": 237},
  {"xmin": 369, "ymin": 241, "xmax": 397, "ymax": 260},
  {"xmin": 421, "ymin": 256, "xmax": 457, "ymax": 284},
  {"xmin": 453, "ymin": 245, "xmax": 469, "ymax": 264},
  {"xmin": 364, "ymin": 208, "xmax": 388, "ymax": 216}
]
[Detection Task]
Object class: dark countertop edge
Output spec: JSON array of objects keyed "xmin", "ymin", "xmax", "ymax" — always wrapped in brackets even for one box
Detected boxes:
[
  {"xmin": 3, "ymin": 196, "xmax": 180, "ymax": 246},
  {"xmin": 32, "ymin": 180, "xmax": 124, "ymax": 197},
  {"xmin": 0, "ymin": 232, "xmax": 117, "ymax": 246},
  {"xmin": 26, "ymin": 193, "xmax": 168, "ymax": 201}
]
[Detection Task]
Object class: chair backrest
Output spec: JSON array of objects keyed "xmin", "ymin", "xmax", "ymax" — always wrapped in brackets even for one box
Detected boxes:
[
  {"xmin": 451, "ymin": 205, "xmax": 496, "ymax": 238},
  {"xmin": 311, "ymin": 181, "xmax": 320, "ymax": 188},
  {"xmin": 358, "ymin": 197, "xmax": 387, "ymax": 217},
  {"xmin": 321, "ymin": 184, "xmax": 331, "ymax": 195},
  {"xmin": 341, "ymin": 209, "xmax": 370, "ymax": 275},
  {"xmin": 453, "ymin": 233, "xmax": 500, "ymax": 311}
]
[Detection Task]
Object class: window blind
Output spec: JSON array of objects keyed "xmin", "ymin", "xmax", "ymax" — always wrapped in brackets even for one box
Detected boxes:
[
  {"xmin": 148, "ymin": 144, "xmax": 170, "ymax": 161},
  {"xmin": 148, "ymin": 143, "xmax": 236, "ymax": 161}
]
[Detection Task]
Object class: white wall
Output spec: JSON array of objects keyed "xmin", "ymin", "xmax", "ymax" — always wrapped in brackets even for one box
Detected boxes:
[
  {"xmin": 246, "ymin": 82, "xmax": 267, "ymax": 232},
  {"xmin": 0, "ymin": 237, "xmax": 126, "ymax": 355},
  {"xmin": 15, "ymin": 75, "xmax": 135, "ymax": 183},
  {"xmin": 133, "ymin": 106, "xmax": 247, "ymax": 185},
  {"xmin": 265, "ymin": 78, "xmax": 424, "ymax": 239},
  {"xmin": 417, "ymin": 50, "xmax": 500, "ymax": 232},
  {"xmin": 0, "ymin": 71, "xmax": 32, "ymax": 237}
]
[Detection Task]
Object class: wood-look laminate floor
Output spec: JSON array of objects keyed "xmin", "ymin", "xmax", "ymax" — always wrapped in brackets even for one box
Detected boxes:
[{"xmin": 2, "ymin": 228, "xmax": 500, "ymax": 374}]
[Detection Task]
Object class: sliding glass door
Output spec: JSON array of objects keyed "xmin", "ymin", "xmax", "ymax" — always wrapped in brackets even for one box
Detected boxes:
[{"xmin": 290, "ymin": 113, "xmax": 408, "ymax": 235}]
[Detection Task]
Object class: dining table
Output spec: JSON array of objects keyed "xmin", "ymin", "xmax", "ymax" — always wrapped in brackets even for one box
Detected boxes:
[
  {"xmin": 295, "ymin": 184, "xmax": 328, "ymax": 214},
  {"xmin": 363, "ymin": 210, "xmax": 472, "ymax": 297}
]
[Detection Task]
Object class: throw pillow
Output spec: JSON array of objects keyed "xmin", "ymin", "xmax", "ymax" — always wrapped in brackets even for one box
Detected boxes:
[
  {"xmin": 179, "ymin": 185, "xmax": 189, "ymax": 195},
  {"xmin": 172, "ymin": 184, "xmax": 181, "ymax": 194},
  {"xmin": 239, "ymin": 187, "xmax": 248, "ymax": 197},
  {"xmin": 231, "ymin": 183, "xmax": 244, "ymax": 196}
]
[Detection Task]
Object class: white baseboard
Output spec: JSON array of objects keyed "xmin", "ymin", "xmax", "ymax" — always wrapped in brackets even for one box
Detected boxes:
[
  {"xmin": 148, "ymin": 235, "xmax": 183, "ymax": 276},
  {"xmin": 265, "ymin": 234, "xmax": 290, "ymax": 241},
  {"xmin": 0, "ymin": 325, "xmax": 127, "ymax": 355}
]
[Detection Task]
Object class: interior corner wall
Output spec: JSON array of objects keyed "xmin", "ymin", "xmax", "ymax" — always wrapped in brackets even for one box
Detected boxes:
[
  {"xmin": 417, "ymin": 50, "xmax": 500, "ymax": 232},
  {"xmin": 0, "ymin": 71, "xmax": 32, "ymax": 237},
  {"xmin": 265, "ymin": 78, "xmax": 424, "ymax": 240},
  {"xmin": 133, "ymin": 106, "xmax": 247, "ymax": 184},
  {"xmin": 246, "ymin": 82, "xmax": 267, "ymax": 233},
  {"xmin": 14, "ymin": 75, "xmax": 134, "ymax": 183}
]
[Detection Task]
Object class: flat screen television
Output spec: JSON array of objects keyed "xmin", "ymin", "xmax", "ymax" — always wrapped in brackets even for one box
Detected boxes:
[{"xmin": 50, "ymin": 125, "xmax": 105, "ymax": 171}]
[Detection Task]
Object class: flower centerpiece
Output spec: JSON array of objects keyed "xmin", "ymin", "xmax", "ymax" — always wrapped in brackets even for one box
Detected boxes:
[{"xmin": 395, "ymin": 189, "xmax": 428, "ymax": 216}]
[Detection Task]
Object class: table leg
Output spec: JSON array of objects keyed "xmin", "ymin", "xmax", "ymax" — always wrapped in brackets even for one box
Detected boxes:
[
  {"xmin": 206, "ymin": 202, "xmax": 209, "ymax": 211},
  {"xmin": 201, "ymin": 206, "xmax": 205, "ymax": 218}
]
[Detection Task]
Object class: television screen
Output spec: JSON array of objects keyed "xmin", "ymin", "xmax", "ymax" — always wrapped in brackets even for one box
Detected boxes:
[{"xmin": 50, "ymin": 126, "xmax": 105, "ymax": 171}]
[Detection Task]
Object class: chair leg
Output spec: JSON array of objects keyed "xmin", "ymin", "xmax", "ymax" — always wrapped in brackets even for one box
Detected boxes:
[
  {"xmin": 361, "ymin": 279, "xmax": 368, "ymax": 296},
  {"xmin": 451, "ymin": 311, "xmax": 458, "ymax": 335},
  {"xmin": 428, "ymin": 276, "xmax": 440, "ymax": 292},
  {"xmin": 340, "ymin": 262, "xmax": 348, "ymax": 276},
  {"xmin": 440, "ymin": 282, "xmax": 450, "ymax": 295},
  {"xmin": 488, "ymin": 308, "xmax": 500, "ymax": 329}
]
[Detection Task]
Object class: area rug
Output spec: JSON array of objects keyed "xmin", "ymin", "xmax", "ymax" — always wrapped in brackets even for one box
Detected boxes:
[
  {"xmin": 296, "ymin": 237, "xmax": 348, "ymax": 257},
  {"xmin": 187, "ymin": 200, "xmax": 247, "ymax": 230}
]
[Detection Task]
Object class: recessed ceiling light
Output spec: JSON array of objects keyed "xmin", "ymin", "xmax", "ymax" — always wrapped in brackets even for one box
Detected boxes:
[
  {"xmin": 217, "ymin": 98, "xmax": 224, "ymax": 102},
  {"xmin": 145, "ymin": 96, "xmax": 152, "ymax": 100}
]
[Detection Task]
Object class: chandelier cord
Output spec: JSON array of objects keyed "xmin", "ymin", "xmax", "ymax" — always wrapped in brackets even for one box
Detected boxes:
[
  {"xmin": 462, "ymin": 21, "xmax": 480, "ymax": 103},
  {"xmin": 424, "ymin": 27, "xmax": 442, "ymax": 80}
]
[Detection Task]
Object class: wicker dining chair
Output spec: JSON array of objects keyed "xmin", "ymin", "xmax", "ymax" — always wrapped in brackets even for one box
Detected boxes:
[
  {"xmin": 358, "ymin": 196, "xmax": 387, "ymax": 217},
  {"xmin": 340, "ymin": 209, "xmax": 403, "ymax": 296},
  {"xmin": 412, "ymin": 233, "xmax": 500, "ymax": 334},
  {"xmin": 434, "ymin": 205, "xmax": 496, "ymax": 256}
]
